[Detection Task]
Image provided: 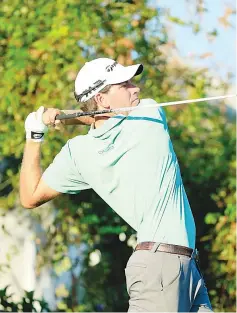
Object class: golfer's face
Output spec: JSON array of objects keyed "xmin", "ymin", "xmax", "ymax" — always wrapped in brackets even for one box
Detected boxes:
[{"xmin": 107, "ymin": 80, "xmax": 140, "ymax": 111}]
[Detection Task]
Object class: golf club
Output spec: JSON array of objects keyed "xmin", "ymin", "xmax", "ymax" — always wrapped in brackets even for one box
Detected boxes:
[{"xmin": 55, "ymin": 94, "xmax": 236, "ymax": 120}]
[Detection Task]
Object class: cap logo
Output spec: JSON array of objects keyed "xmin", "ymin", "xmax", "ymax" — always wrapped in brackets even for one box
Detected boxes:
[{"xmin": 106, "ymin": 61, "xmax": 118, "ymax": 72}]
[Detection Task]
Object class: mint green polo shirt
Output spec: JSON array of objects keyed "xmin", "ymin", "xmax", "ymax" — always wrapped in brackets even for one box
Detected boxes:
[{"xmin": 42, "ymin": 99, "xmax": 196, "ymax": 248}]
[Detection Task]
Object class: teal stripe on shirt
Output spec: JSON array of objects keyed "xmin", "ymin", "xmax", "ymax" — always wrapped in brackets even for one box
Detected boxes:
[{"xmin": 42, "ymin": 99, "xmax": 196, "ymax": 248}]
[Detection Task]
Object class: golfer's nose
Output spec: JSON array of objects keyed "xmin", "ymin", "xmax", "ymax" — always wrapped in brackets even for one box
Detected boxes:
[{"xmin": 129, "ymin": 82, "xmax": 140, "ymax": 94}]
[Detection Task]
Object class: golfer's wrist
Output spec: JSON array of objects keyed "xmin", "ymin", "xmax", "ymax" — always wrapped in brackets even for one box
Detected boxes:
[
  {"xmin": 26, "ymin": 139, "xmax": 43, "ymax": 145},
  {"xmin": 26, "ymin": 130, "xmax": 45, "ymax": 142}
]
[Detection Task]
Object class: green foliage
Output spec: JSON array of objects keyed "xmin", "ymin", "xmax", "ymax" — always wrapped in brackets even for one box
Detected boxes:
[
  {"xmin": 0, "ymin": 287, "xmax": 50, "ymax": 312},
  {"xmin": 0, "ymin": 0, "xmax": 235, "ymax": 312},
  {"xmin": 168, "ymin": 16, "xmax": 187, "ymax": 25}
]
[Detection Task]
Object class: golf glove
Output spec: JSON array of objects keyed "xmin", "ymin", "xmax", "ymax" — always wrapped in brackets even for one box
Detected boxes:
[{"xmin": 25, "ymin": 106, "xmax": 48, "ymax": 142}]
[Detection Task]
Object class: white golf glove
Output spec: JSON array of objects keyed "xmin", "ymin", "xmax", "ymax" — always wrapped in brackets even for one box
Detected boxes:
[{"xmin": 25, "ymin": 106, "xmax": 48, "ymax": 142}]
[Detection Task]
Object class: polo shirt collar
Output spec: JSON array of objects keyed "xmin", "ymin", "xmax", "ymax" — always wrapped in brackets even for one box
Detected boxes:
[{"xmin": 88, "ymin": 114, "xmax": 126, "ymax": 137}]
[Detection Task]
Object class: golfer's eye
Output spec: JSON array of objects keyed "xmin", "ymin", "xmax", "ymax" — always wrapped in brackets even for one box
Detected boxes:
[{"xmin": 120, "ymin": 81, "xmax": 128, "ymax": 88}]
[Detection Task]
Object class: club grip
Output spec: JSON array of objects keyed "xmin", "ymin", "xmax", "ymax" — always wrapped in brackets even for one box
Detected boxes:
[{"xmin": 55, "ymin": 113, "xmax": 78, "ymax": 120}]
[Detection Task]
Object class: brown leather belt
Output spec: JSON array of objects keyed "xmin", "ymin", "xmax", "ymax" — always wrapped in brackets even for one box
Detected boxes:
[{"xmin": 135, "ymin": 242, "xmax": 194, "ymax": 258}]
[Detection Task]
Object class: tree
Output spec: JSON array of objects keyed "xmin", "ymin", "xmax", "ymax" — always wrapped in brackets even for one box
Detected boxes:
[{"xmin": 0, "ymin": 0, "xmax": 235, "ymax": 311}]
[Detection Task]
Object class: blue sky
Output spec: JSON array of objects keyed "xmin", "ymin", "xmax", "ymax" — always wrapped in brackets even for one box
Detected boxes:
[{"xmin": 150, "ymin": 0, "xmax": 236, "ymax": 87}]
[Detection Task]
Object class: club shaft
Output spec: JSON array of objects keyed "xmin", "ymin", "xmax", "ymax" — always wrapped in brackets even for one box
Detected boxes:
[{"xmin": 55, "ymin": 94, "xmax": 236, "ymax": 120}]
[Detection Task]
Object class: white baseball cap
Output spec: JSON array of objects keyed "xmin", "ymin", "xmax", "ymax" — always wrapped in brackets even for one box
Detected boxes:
[{"xmin": 74, "ymin": 58, "xmax": 143, "ymax": 102}]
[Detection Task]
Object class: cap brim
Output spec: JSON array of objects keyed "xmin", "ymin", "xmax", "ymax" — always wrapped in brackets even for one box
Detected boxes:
[
  {"xmin": 108, "ymin": 63, "xmax": 143, "ymax": 85},
  {"xmin": 134, "ymin": 64, "xmax": 143, "ymax": 76}
]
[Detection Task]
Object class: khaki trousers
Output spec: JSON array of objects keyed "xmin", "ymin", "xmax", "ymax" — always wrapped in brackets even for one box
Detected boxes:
[{"xmin": 125, "ymin": 245, "xmax": 213, "ymax": 312}]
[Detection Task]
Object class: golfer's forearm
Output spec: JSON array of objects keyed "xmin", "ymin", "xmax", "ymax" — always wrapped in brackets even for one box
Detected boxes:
[
  {"xmin": 62, "ymin": 110, "xmax": 93, "ymax": 125},
  {"xmin": 20, "ymin": 141, "xmax": 42, "ymax": 208}
]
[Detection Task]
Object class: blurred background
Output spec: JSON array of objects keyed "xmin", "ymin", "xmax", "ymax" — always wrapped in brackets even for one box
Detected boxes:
[{"xmin": 0, "ymin": 0, "xmax": 236, "ymax": 311}]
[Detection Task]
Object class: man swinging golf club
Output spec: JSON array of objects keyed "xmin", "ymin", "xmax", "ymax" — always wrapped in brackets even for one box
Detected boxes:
[{"xmin": 20, "ymin": 57, "xmax": 213, "ymax": 312}]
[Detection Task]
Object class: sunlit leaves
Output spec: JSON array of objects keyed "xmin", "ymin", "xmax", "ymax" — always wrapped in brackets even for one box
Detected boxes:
[
  {"xmin": 168, "ymin": 16, "xmax": 187, "ymax": 25},
  {"xmin": 0, "ymin": 0, "xmax": 236, "ymax": 311},
  {"xmin": 54, "ymin": 256, "xmax": 72, "ymax": 275}
]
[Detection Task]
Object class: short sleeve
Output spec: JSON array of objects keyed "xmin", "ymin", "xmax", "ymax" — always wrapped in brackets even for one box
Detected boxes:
[{"xmin": 42, "ymin": 141, "xmax": 91, "ymax": 194}]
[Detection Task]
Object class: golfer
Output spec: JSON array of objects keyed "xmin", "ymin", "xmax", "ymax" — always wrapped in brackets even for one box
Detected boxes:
[{"xmin": 20, "ymin": 58, "xmax": 213, "ymax": 312}]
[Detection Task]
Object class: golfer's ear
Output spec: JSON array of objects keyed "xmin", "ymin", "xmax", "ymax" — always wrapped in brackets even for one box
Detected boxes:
[{"xmin": 94, "ymin": 93, "xmax": 110, "ymax": 109}]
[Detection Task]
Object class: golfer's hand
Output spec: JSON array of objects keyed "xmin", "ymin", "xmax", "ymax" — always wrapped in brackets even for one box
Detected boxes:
[
  {"xmin": 43, "ymin": 108, "xmax": 94, "ymax": 127},
  {"xmin": 60, "ymin": 110, "xmax": 94, "ymax": 126},
  {"xmin": 42, "ymin": 108, "xmax": 65, "ymax": 130},
  {"xmin": 25, "ymin": 106, "xmax": 48, "ymax": 142}
]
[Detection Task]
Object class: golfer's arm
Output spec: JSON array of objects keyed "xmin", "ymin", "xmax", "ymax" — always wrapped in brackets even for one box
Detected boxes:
[
  {"xmin": 61, "ymin": 110, "xmax": 94, "ymax": 125},
  {"xmin": 20, "ymin": 141, "xmax": 61, "ymax": 209}
]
